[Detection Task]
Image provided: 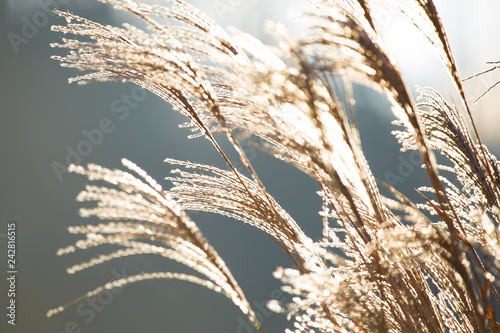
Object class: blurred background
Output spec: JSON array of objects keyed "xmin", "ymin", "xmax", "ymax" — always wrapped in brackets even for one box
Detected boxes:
[{"xmin": 1, "ymin": 0, "xmax": 500, "ymax": 332}]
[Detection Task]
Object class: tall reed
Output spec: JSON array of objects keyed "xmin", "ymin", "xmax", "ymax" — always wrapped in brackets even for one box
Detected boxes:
[{"xmin": 48, "ymin": 1, "xmax": 500, "ymax": 332}]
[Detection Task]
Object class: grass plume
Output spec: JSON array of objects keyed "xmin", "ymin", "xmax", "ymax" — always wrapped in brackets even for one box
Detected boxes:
[{"xmin": 48, "ymin": 0, "xmax": 500, "ymax": 331}]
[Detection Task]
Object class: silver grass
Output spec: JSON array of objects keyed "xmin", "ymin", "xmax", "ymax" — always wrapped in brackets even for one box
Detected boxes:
[
  {"xmin": 46, "ymin": 160, "xmax": 263, "ymax": 331},
  {"xmin": 48, "ymin": 0, "xmax": 500, "ymax": 332}
]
